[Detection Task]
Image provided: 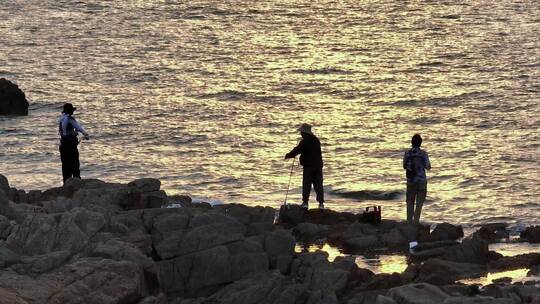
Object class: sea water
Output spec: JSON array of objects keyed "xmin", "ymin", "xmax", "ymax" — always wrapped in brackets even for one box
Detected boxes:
[{"xmin": 0, "ymin": 0, "xmax": 538, "ymax": 227}]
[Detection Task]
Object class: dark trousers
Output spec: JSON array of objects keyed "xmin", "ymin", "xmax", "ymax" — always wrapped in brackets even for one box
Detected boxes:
[
  {"xmin": 302, "ymin": 166, "xmax": 324, "ymax": 204},
  {"xmin": 406, "ymin": 180, "xmax": 427, "ymax": 223},
  {"xmin": 60, "ymin": 138, "xmax": 80, "ymax": 182}
]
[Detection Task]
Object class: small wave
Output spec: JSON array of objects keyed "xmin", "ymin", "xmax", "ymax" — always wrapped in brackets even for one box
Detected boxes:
[
  {"xmin": 331, "ymin": 189, "xmax": 403, "ymax": 201},
  {"xmin": 440, "ymin": 14, "xmax": 461, "ymax": 19},
  {"xmin": 389, "ymin": 99, "xmax": 420, "ymax": 107},
  {"xmin": 417, "ymin": 61, "xmax": 445, "ymax": 67},
  {"xmin": 197, "ymin": 90, "xmax": 248, "ymax": 101},
  {"xmin": 291, "ymin": 67, "xmax": 353, "ymax": 75}
]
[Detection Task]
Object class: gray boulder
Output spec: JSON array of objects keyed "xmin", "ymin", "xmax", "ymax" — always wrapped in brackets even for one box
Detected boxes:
[
  {"xmin": 0, "ymin": 287, "xmax": 28, "ymax": 304},
  {"xmin": 442, "ymin": 234, "xmax": 489, "ymax": 263},
  {"xmin": 0, "ymin": 174, "xmax": 9, "ymax": 196},
  {"xmin": 0, "ymin": 190, "xmax": 18, "ymax": 221},
  {"xmin": 290, "ymin": 252, "xmax": 349, "ymax": 293},
  {"xmin": 294, "ymin": 222, "xmax": 329, "ymax": 240},
  {"xmin": 0, "ymin": 78, "xmax": 29, "ymax": 116},
  {"xmin": 427, "ymin": 223, "xmax": 464, "ymax": 242},
  {"xmin": 128, "ymin": 178, "xmax": 161, "ymax": 193},
  {"xmin": 46, "ymin": 258, "xmax": 145, "ymax": 304},
  {"xmin": 381, "ymin": 228, "xmax": 408, "ymax": 248},
  {"xmin": 6, "ymin": 207, "xmax": 105, "ymax": 255},
  {"xmin": 157, "ymin": 242, "xmax": 268, "ymax": 295},
  {"xmin": 388, "ymin": 283, "xmax": 450, "ymax": 304},
  {"xmin": 414, "ymin": 258, "xmax": 487, "ymax": 285},
  {"xmin": 345, "ymin": 235, "xmax": 379, "ymax": 251},
  {"xmin": 154, "ymin": 212, "xmax": 245, "ymax": 259},
  {"xmin": 0, "ymin": 246, "xmax": 20, "ymax": 268}
]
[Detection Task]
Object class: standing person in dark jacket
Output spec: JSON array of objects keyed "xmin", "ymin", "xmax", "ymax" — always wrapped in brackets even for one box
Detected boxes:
[
  {"xmin": 403, "ymin": 134, "xmax": 431, "ymax": 223},
  {"xmin": 58, "ymin": 103, "xmax": 89, "ymax": 183},
  {"xmin": 285, "ymin": 123, "xmax": 324, "ymax": 209}
]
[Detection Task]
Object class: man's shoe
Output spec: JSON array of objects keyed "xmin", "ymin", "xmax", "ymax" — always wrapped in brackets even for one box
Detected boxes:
[
  {"xmin": 318, "ymin": 203, "xmax": 325, "ymax": 210},
  {"xmin": 301, "ymin": 202, "xmax": 308, "ymax": 209}
]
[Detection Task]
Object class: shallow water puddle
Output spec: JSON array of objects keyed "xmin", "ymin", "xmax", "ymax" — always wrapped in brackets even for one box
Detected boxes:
[
  {"xmin": 294, "ymin": 243, "xmax": 408, "ymax": 274},
  {"xmin": 355, "ymin": 254, "xmax": 409, "ymax": 274},
  {"xmin": 489, "ymin": 242, "xmax": 540, "ymax": 256},
  {"xmin": 458, "ymin": 268, "xmax": 538, "ymax": 285}
]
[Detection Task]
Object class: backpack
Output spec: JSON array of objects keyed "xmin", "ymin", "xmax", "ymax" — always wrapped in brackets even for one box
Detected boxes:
[{"xmin": 406, "ymin": 150, "xmax": 425, "ymax": 179}]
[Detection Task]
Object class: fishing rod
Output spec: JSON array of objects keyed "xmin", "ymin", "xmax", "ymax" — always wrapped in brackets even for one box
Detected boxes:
[{"xmin": 283, "ymin": 156, "xmax": 296, "ymax": 207}]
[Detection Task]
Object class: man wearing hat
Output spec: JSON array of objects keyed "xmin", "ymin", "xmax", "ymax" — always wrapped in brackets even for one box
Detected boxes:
[
  {"xmin": 285, "ymin": 123, "xmax": 325, "ymax": 209},
  {"xmin": 58, "ymin": 103, "xmax": 89, "ymax": 182}
]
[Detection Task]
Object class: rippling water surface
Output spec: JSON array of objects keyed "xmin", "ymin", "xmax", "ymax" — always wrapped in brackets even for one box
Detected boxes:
[{"xmin": 0, "ymin": 1, "xmax": 538, "ymax": 226}]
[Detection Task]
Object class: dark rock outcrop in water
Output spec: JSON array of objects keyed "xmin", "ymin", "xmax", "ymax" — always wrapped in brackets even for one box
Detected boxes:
[
  {"xmin": 0, "ymin": 174, "xmax": 538, "ymax": 304},
  {"xmin": 0, "ymin": 79, "xmax": 29, "ymax": 116}
]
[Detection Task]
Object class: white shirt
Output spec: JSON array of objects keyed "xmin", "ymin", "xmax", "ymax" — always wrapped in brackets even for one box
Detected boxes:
[{"xmin": 58, "ymin": 114, "xmax": 87, "ymax": 138}]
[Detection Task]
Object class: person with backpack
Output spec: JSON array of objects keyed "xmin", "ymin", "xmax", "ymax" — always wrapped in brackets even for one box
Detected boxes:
[
  {"xmin": 285, "ymin": 123, "xmax": 325, "ymax": 209},
  {"xmin": 58, "ymin": 103, "xmax": 89, "ymax": 183},
  {"xmin": 403, "ymin": 134, "xmax": 431, "ymax": 223}
]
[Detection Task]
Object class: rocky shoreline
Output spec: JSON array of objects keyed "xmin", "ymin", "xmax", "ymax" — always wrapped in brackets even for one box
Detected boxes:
[{"xmin": 0, "ymin": 175, "xmax": 539, "ymax": 304}]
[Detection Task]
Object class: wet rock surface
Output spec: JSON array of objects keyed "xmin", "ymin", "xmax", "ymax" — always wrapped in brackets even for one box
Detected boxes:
[
  {"xmin": 0, "ymin": 173, "xmax": 538, "ymax": 304},
  {"xmin": 0, "ymin": 78, "xmax": 29, "ymax": 116}
]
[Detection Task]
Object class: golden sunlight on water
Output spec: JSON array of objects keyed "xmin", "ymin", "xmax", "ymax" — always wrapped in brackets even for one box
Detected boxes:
[
  {"xmin": 294, "ymin": 243, "xmax": 408, "ymax": 274},
  {"xmin": 459, "ymin": 268, "xmax": 532, "ymax": 286},
  {"xmin": 295, "ymin": 243, "xmax": 344, "ymax": 262},
  {"xmin": 0, "ymin": 0, "xmax": 538, "ymax": 227},
  {"xmin": 355, "ymin": 254, "xmax": 409, "ymax": 274}
]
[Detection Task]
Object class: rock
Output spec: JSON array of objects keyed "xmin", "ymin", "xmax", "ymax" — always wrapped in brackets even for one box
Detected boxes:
[
  {"xmin": 278, "ymin": 205, "xmax": 356, "ymax": 226},
  {"xmin": 247, "ymin": 222, "xmax": 275, "ymax": 236},
  {"xmin": 143, "ymin": 190, "xmax": 168, "ymax": 208},
  {"xmin": 489, "ymin": 253, "xmax": 540, "ymax": 271},
  {"xmin": 154, "ymin": 212, "xmax": 245, "ymax": 259},
  {"xmin": 440, "ymin": 284, "xmax": 479, "ymax": 297},
  {"xmin": 291, "ymin": 252, "xmax": 349, "ymax": 293},
  {"xmin": 528, "ymin": 265, "xmax": 540, "ymax": 276},
  {"xmin": 360, "ymin": 273, "xmax": 404, "ymax": 291},
  {"xmin": 264, "ymin": 228, "xmax": 296, "ymax": 266},
  {"xmin": 6, "ymin": 207, "xmax": 105, "ymax": 255},
  {"xmin": 375, "ymin": 295, "xmax": 398, "ymax": 304},
  {"xmin": 214, "ymin": 204, "xmax": 275, "ymax": 226},
  {"xmin": 427, "ymin": 223, "xmax": 464, "ymax": 242},
  {"xmin": 388, "ymin": 283, "xmax": 450, "ymax": 304},
  {"xmin": 13, "ymin": 250, "xmax": 71, "ymax": 274},
  {"xmin": 343, "ymin": 222, "xmax": 379, "ymax": 239},
  {"xmin": 0, "ymin": 287, "xmax": 28, "ymax": 304},
  {"xmin": 0, "ymin": 246, "xmax": 20, "ymax": 268},
  {"xmin": 0, "ymin": 258, "xmax": 145, "ymax": 303},
  {"xmin": 157, "ymin": 242, "xmax": 268, "ymax": 295},
  {"xmin": 0, "ymin": 215, "xmax": 12, "ymax": 238},
  {"xmin": 520, "ymin": 226, "xmax": 540, "ymax": 243},
  {"xmin": 294, "ymin": 222, "xmax": 329, "ymax": 240},
  {"xmin": 443, "ymin": 296, "xmax": 518, "ymax": 304},
  {"xmin": 511, "ymin": 285, "xmax": 540, "ymax": 303},
  {"xmin": 414, "ymin": 258, "xmax": 486, "ymax": 285},
  {"xmin": 442, "ymin": 234, "xmax": 489, "ymax": 264},
  {"xmin": 192, "ymin": 272, "xmax": 308, "ymax": 304},
  {"xmin": 47, "ymin": 258, "xmax": 146, "ymax": 303},
  {"xmin": 0, "ymin": 174, "xmax": 9, "ymax": 196},
  {"xmin": 410, "ymin": 241, "xmax": 461, "ymax": 261},
  {"xmin": 169, "ymin": 194, "xmax": 193, "ymax": 207},
  {"xmin": 128, "ymin": 178, "xmax": 161, "ymax": 193},
  {"xmin": 0, "ymin": 78, "xmax": 29, "ymax": 116},
  {"xmin": 381, "ymin": 228, "xmax": 408, "ymax": 248},
  {"xmin": 0, "ymin": 191, "xmax": 19, "ymax": 221},
  {"xmin": 476, "ymin": 223, "xmax": 509, "ymax": 243},
  {"xmin": 344, "ymin": 235, "xmax": 379, "ymax": 251},
  {"xmin": 306, "ymin": 289, "xmax": 339, "ymax": 304}
]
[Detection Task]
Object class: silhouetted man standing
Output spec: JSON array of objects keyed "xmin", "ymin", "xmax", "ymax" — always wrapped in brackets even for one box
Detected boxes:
[
  {"xmin": 285, "ymin": 123, "xmax": 324, "ymax": 209},
  {"xmin": 403, "ymin": 134, "xmax": 431, "ymax": 223},
  {"xmin": 59, "ymin": 103, "xmax": 89, "ymax": 183}
]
